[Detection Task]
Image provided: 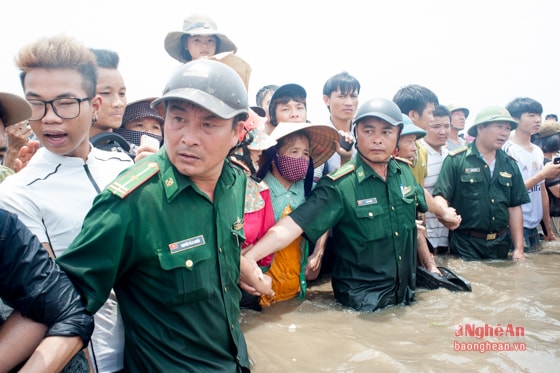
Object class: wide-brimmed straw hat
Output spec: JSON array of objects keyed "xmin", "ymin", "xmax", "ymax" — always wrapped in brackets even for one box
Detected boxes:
[
  {"xmin": 164, "ymin": 14, "xmax": 237, "ymax": 63},
  {"xmin": 0, "ymin": 92, "xmax": 32, "ymax": 126},
  {"xmin": 269, "ymin": 122, "xmax": 338, "ymax": 167},
  {"xmin": 534, "ymin": 119, "xmax": 560, "ymax": 139}
]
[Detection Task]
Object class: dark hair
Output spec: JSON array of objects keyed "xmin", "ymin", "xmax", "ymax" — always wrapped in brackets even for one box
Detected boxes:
[
  {"xmin": 433, "ymin": 104, "xmax": 451, "ymax": 120},
  {"xmin": 256, "ymin": 85, "xmax": 279, "ymax": 108},
  {"xmin": 268, "ymin": 93, "xmax": 306, "ymax": 127},
  {"xmin": 322, "ymin": 71, "xmax": 361, "ymax": 97},
  {"xmin": 532, "ymin": 132, "xmax": 560, "ymax": 153},
  {"xmin": 179, "ymin": 34, "xmax": 220, "ymax": 62},
  {"xmin": 545, "ymin": 114, "xmax": 558, "ymax": 121},
  {"xmin": 0, "ymin": 104, "xmax": 6, "ymax": 125},
  {"xmin": 505, "ymin": 97, "xmax": 543, "ymax": 119},
  {"xmin": 393, "ymin": 84, "xmax": 439, "ymax": 115},
  {"xmin": 90, "ymin": 48, "xmax": 120, "ymax": 69}
]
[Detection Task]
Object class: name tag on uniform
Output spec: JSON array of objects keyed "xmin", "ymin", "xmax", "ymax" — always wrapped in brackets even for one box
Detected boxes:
[
  {"xmin": 357, "ymin": 198, "xmax": 377, "ymax": 206},
  {"xmin": 169, "ymin": 235, "xmax": 205, "ymax": 254},
  {"xmin": 465, "ymin": 167, "xmax": 480, "ymax": 173}
]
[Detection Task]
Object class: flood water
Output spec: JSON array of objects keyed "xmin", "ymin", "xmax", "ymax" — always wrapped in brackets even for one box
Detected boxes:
[{"xmin": 240, "ymin": 242, "xmax": 560, "ymax": 373}]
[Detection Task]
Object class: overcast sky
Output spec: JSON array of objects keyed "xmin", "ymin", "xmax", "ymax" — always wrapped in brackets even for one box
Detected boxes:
[{"xmin": 2, "ymin": 0, "xmax": 558, "ymax": 129}]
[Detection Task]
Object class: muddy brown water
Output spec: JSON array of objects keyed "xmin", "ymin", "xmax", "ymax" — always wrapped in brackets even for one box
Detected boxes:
[{"xmin": 241, "ymin": 243, "xmax": 560, "ymax": 372}]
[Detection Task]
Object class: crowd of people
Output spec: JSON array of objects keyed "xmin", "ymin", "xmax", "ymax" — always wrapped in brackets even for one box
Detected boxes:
[{"xmin": 0, "ymin": 12, "xmax": 559, "ymax": 372}]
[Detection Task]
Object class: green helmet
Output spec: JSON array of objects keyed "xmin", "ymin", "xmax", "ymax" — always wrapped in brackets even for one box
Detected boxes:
[
  {"xmin": 467, "ymin": 106, "xmax": 518, "ymax": 137},
  {"xmin": 353, "ymin": 98, "xmax": 403, "ymax": 128},
  {"xmin": 152, "ymin": 59, "xmax": 248, "ymax": 120},
  {"xmin": 401, "ymin": 113, "xmax": 426, "ymax": 139},
  {"xmin": 447, "ymin": 104, "xmax": 470, "ymax": 118}
]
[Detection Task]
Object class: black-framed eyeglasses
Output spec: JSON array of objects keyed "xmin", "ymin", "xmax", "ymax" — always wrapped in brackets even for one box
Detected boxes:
[{"xmin": 28, "ymin": 97, "xmax": 92, "ymax": 121}]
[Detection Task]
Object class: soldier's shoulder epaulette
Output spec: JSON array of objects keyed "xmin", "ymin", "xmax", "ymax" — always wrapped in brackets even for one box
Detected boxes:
[
  {"xmin": 107, "ymin": 161, "xmax": 160, "ymax": 199},
  {"xmin": 449, "ymin": 145, "xmax": 468, "ymax": 156},
  {"xmin": 229, "ymin": 157, "xmax": 250, "ymax": 173},
  {"xmin": 327, "ymin": 163, "xmax": 355, "ymax": 180},
  {"xmin": 394, "ymin": 156, "xmax": 414, "ymax": 167}
]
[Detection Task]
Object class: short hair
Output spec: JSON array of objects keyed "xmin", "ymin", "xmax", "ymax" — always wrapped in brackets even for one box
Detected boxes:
[
  {"xmin": 268, "ymin": 91, "xmax": 306, "ymax": 127},
  {"xmin": 90, "ymin": 48, "xmax": 120, "ymax": 69},
  {"xmin": 433, "ymin": 104, "xmax": 451, "ymax": 120},
  {"xmin": 16, "ymin": 35, "xmax": 98, "ymax": 98},
  {"xmin": 505, "ymin": 97, "xmax": 543, "ymax": 119},
  {"xmin": 322, "ymin": 71, "xmax": 361, "ymax": 96},
  {"xmin": 393, "ymin": 84, "xmax": 439, "ymax": 115},
  {"xmin": 545, "ymin": 114, "xmax": 558, "ymax": 121},
  {"xmin": 255, "ymin": 84, "xmax": 278, "ymax": 108},
  {"xmin": 532, "ymin": 132, "xmax": 560, "ymax": 153}
]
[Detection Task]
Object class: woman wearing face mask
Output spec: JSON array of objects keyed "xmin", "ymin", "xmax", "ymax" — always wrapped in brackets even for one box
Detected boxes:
[{"xmin": 255, "ymin": 122, "xmax": 338, "ymax": 306}]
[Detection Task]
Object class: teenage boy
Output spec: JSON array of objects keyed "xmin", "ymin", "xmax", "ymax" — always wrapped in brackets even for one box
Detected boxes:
[
  {"xmin": 503, "ymin": 97, "xmax": 560, "ymax": 251},
  {"xmin": 0, "ymin": 35, "xmax": 133, "ymax": 373},
  {"xmin": 322, "ymin": 71, "xmax": 361, "ymax": 172}
]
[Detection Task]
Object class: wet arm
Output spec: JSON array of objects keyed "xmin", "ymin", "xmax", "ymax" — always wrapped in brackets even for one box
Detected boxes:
[
  {"xmin": 508, "ymin": 206, "xmax": 525, "ymax": 260},
  {"xmin": 244, "ymin": 216, "xmax": 303, "ymax": 263}
]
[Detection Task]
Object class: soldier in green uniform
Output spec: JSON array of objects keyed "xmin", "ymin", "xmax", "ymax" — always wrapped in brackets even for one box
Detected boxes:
[
  {"xmin": 57, "ymin": 60, "xmax": 271, "ymax": 371},
  {"xmin": 433, "ymin": 106, "xmax": 529, "ymax": 261},
  {"xmin": 244, "ymin": 98, "xmax": 460, "ymax": 312}
]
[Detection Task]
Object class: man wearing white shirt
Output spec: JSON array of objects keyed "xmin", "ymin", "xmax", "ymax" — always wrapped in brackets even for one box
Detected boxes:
[{"xmin": 419, "ymin": 105, "xmax": 451, "ymax": 254}]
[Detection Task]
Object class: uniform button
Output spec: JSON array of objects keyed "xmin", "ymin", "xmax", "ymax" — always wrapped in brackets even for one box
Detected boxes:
[
  {"xmin": 491, "ymin": 199, "xmax": 495, "ymax": 203},
  {"xmin": 219, "ymin": 247, "xmax": 223, "ymax": 253},
  {"xmin": 368, "ymin": 212, "xmax": 373, "ymax": 217},
  {"xmin": 391, "ymin": 206, "xmax": 395, "ymax": 211},
  {"xmin": 224, "ymin": 286, "xmax": 228, "ymax": 292},
  {"xmin": 395, "ymin": 231, "xmax": 399, "ymax": 237},
  {"xmin": 492, "ymin": 217, "xmax": 495, "ymax": 221},
  {"xmin": 399, "ymin": 256, "xmax": 402, "ymax": 261},
  {"xmin": 470, "ymin": 179, "xmax": 474, "ymax": 183},
  {"xmin": 185, "ymin": 259, "xmax": 193, "ymax": 268},
  {"xmin": 231, "ymin": 324, "xmax": 235, "ymax": 330},
  {"xmin": 506, "ymin": 182, "xmax": 510, "ymax": 187}
]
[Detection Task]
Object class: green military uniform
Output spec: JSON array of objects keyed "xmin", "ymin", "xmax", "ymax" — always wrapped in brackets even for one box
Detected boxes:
[
  {"xmin": 289, "ymin": 155, "xmax": 427, "ymax": 312},
  {"xmin": 433, "ymin": 143, "xmax": 529, "ymax": 260},
  {"xmin": 57, "ymin": 149, "xmax": 250, "ymax": 372}
]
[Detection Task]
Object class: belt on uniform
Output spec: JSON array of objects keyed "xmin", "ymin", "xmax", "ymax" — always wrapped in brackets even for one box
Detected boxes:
[{"xmin": 458, "ymin": 228, "xmax": 508, "ymax": 241}]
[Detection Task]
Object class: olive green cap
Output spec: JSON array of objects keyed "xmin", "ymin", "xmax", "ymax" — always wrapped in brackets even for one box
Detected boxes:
[
  {"xmin": 467, "ymin": 106, "xmax": 518, "ymax": 137},
  {"xmin": 447, "ymin": 104, "xmax": 470, "ymax": 118}
]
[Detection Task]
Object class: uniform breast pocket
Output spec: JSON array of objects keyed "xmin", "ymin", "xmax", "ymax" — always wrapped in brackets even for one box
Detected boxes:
[
  {"xmin": 157, "ymin": 245, "xmax": 214, "ymax": 305},
  {"xmin": 354, "ymin": 204, "xmax": 386, "ymax": 242},
  {"xmin": 460, "ymin": 173, "xmax": 484, "ymax": 198},
  {"xmin": 497, "ymin": 176, "xmax": 513, "ymax": 201}
]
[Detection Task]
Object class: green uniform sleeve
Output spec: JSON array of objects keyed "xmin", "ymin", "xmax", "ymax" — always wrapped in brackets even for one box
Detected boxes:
[{"xmin": 57, "ymin": 191, "xmax": 131, "ymax": 313}]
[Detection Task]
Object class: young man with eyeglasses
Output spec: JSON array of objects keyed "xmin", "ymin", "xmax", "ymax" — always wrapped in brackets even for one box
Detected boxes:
[{"xmin": 0, "ymin": 35, "xmax": 133, "ymax": 372}]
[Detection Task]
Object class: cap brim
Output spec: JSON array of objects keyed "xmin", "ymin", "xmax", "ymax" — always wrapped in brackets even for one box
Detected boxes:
[
  {"xmin": 468, "ymin": 117, "xmax": 518, "ymax": 137},
  {"xmin": 0, "ymin": 92, "xmax": 32, "ymax": 126},
  {"xmin": 164, "ymin": 31, "xmax": 237, "ymax": 63},
  {"xmin": 152, "ymin": 88, "xmax": 244, "ymax": 120},
  {"xmin": 270, "ymin": 122, "xmax": 338, "ymax": 167}
]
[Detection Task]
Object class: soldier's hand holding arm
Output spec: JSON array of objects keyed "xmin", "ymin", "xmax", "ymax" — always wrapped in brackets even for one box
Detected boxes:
[
  {"xmin": 243, "ymin": 216, "xmax": 304, "ymax": 265},
  {"xmin": 239, "ymin": 255, "xmax": 273, "ymax": 297},
  {"xmin": 431, "ymin": 194, "xmax": 462, "ymax": 230}
]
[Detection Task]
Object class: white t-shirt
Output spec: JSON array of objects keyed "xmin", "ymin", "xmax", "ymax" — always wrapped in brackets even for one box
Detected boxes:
[
  {"xmin": 503, "ymin": 140, "xmax": 544, "ymax": 229},
  {"xmin": 419, "ymin": 139, "xmax": 449, "ymax": 248},
  {"xmin": 0, "ymin": 145, "xmax": 133, "ymax": 372}
]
